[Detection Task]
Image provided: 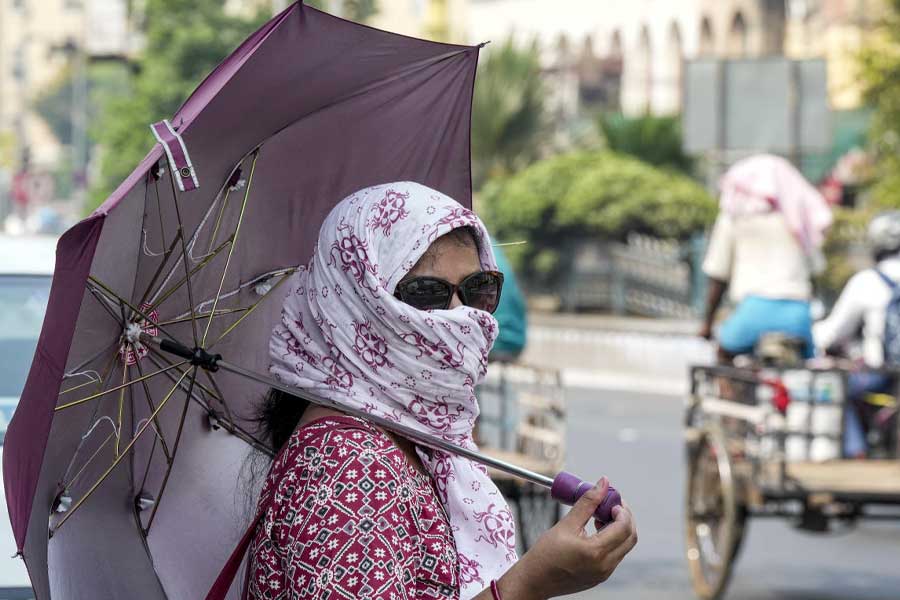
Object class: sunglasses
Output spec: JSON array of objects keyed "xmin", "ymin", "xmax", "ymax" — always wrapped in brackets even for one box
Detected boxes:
[{"xmin": 394, "ymin": 270, "xmax": 504, "ymax": 313}]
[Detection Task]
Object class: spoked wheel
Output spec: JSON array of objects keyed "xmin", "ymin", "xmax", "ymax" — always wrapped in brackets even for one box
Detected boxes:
[{"xmin": 685, "ymin": 425, "xmax": 743, "ymax": 600}]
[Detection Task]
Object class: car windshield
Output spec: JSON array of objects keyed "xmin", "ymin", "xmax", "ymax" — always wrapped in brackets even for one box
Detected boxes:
[{"xmin": 0, "ymin": 274, "xmax": 52, "ymax": 442}]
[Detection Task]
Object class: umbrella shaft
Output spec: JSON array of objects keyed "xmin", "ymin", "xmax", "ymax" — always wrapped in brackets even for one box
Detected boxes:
[{"xmin": 216, "ymin": 359, "xmax": 555, "ymax": 489}]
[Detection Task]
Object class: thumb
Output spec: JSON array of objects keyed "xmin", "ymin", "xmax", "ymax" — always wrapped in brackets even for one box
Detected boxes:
[{"xmin": 559, "ymin": 477, "xmax": 609, "ymax": 531}]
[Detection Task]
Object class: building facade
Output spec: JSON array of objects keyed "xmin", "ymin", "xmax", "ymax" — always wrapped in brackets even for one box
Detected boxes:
[{"xmin": 463, "ymin": 0, "xmax": 788, "ymax": 117}]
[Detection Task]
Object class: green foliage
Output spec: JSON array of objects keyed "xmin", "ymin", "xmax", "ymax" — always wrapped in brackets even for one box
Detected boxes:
[
  {"xmin": 34, "ymin": 61, "xmax": 131, "ymax": 148},
  {"xmin": 859, "ymin": 0, "xmax": 900, "ymax": 209},
  {"xmin": 87, "ymin": 0, "xmax": 267, "ymax": 211},
  {"xmin": 817, "ymin": 207, "xmax": 871, "ymax": 302},
  {"xmin": 480, "ymin": 150, "xmax": 716, "ymax": 283},
  {"xmin": 598, "ymin": 113, "xmax": 695, "ymax": 174},
  {"xmin": 471, "ymin": 38, "xmax": 546, "ymax": 189},
  {"xmin": 342, "ymin": 0, "xmax": 378, "ymax": 22}
]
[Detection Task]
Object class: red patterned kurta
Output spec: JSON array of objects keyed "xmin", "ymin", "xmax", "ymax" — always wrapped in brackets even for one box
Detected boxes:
[{"xmin": 248, "ymin": 416, "xmax": 460, "ymax": 599}]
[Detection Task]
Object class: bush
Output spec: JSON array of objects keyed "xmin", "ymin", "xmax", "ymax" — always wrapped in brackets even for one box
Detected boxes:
[
  {"xmin": 598, "ymin": 113, "xmax": 695, "ymax": 174},
  {"xmin": 480, "ymin": 150, "xmax": 716, "ymax": 284}
]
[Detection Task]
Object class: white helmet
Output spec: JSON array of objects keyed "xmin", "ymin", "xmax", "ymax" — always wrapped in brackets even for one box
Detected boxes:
[{"xmin": 867, "ymin": 211, "xmax": 900, "ymax": 257}]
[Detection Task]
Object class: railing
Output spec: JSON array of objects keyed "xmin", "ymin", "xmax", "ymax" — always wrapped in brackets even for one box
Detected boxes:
[{"xmin": 559, "ymin": 233, "xmax": 707, "ymax": 317}]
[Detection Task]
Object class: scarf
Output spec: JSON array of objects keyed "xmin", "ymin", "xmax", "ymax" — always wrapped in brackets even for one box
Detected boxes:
[
  {"xmin": 719, "ymin": 154, "xmax": 833, "ymax": 270},
  {"xmin": 269, "ymin": 181, "xmax": 517, "ymax": 597}
]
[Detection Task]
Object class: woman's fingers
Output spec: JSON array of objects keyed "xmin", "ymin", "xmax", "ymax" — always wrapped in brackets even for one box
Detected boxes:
[
  {"xmin": 558, "ymin": 477, "xmax": 610, "ymax": 532},
  {"xmin": 590, "ymin": 503, "xmax": 634, "ymax": 547}
]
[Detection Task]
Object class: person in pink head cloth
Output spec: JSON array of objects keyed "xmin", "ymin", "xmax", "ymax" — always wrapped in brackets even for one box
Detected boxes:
[
  {"xmin": 248, "ymin": 182, "xmax": 636, "ymax": 600},
  {"xmin": 700, "ymin": 154, "xmax": 833, "ymax": 361}
]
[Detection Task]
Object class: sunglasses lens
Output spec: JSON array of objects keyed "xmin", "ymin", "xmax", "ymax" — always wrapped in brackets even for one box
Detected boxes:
[
  {"xmin": 461, "ymin": 272, "xmax": 503, "ymax": 313},
  {"xmin": 398, "ymin": 278, "xmax": 453, "ymax": 310}
]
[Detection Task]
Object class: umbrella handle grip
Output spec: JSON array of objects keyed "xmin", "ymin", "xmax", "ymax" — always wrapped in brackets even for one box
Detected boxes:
[{"xmin": 550, "ymin": 471, "xmax": 622, "ymax": 526}]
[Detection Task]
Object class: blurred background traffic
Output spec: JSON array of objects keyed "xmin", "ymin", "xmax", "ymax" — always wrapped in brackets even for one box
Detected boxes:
[{"xmin": 1, "ymin": 0, "xmax": 899, "ymax": 599}]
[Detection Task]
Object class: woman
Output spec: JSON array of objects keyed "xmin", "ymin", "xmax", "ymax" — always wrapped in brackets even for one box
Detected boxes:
[{"xmin": 249, "ymin": 182, "xmax": 636, "ymax": 599}]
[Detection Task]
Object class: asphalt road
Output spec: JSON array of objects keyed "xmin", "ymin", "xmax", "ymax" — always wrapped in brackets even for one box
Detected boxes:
[{"xmin": 561, "ymin": 386, "xmax": 900, "ymax": 600}]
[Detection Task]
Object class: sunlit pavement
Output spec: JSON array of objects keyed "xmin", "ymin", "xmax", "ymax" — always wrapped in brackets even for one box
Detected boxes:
[
  {"xmin": 563, "ymin": 385, "xmax": 900, "ymax": 600},
  {"xmin": 521, "ymin": 314, "xmax": 713, "ymax": 394}
]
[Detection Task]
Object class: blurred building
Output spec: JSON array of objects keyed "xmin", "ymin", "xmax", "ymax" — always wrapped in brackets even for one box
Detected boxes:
[
  {"xmin": 0, "ymin": 0, "xmax": 131, "ymax": 172},
  {"xmin": 785, "ymin": 0, "xmax": 885, "ymax": 110},
  {"xmin": 462, "ymin": 0, "xmax": 787, "ymax": 117}
]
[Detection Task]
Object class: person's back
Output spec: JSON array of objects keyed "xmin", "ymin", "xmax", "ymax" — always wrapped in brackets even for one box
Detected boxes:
[
  {"xmin": 705, "ymin": 211, "xmax": 811, "ymax": 304},
  {"xmin": 699, "ymin": 154, "xmax": 831, "ymax": 360}
]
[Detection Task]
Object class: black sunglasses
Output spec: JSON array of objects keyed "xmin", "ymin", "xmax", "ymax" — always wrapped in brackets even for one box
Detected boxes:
[{"xmin": 394, "ymin": 270, "xmax": 504, "ymax": 313}]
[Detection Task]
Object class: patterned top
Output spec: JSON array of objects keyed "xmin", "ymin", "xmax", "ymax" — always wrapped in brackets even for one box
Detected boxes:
[{"xmin": 248, "ymin": 416, "xmax": 460, "ymax": 599}]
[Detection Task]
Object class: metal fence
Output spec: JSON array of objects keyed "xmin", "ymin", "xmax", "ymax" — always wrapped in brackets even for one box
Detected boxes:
[{"xmin": 558, "ymin": 233, "xmax": 707, "ymax": 318}]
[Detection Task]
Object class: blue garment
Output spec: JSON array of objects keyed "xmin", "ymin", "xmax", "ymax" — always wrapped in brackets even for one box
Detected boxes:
[
  {"xmin": 718, "ymin": 296, "xmax": 814, "ymax": 358},
  {"xmin": 844, "ymin": 371, "xmax": 893, "ymax": 457},
  {"xmin": 490, "ymin": 245, "xmax": 527, "ymax": 360}
]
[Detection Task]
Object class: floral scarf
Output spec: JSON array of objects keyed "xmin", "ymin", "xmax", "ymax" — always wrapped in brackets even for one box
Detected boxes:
[{"xmin": 269, "ymin": 181, "xmax": 517, "ymax": 598}]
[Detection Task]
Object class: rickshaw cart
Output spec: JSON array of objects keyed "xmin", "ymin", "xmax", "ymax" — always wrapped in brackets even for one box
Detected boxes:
[{"xmin": 684, "ymin": 364, "xmax": 900, "ymax": 600}]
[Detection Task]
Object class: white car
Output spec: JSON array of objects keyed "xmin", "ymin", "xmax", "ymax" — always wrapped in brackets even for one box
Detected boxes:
[{"xmin": 0, "ymin": 234, "xmax": 56, "ymax": 599}]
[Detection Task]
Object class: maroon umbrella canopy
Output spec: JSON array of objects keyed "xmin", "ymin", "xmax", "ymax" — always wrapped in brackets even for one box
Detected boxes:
[{"xmin": 3, "ymin": 3, "xmax": 480, "ymax": 598}]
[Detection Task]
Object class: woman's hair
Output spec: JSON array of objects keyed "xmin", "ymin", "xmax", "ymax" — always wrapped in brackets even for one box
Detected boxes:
[
  {"xmin": 257, "ymin": 387, "xmax": 309, "ymax": 451},
  {"xmin": 258, "ymin": 225, "xmax": 481, "ymax": 451}
]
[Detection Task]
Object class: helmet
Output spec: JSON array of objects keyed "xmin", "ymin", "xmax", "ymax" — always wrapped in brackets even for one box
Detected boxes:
[{"xmin": 867, "ymin": 211, "xmax": 900, "ymax": 258}]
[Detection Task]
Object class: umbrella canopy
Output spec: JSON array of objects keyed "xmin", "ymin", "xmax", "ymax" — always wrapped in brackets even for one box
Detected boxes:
[{"xmin": 3, "ymin": 3, "xmax": 480, "ymax": 598}]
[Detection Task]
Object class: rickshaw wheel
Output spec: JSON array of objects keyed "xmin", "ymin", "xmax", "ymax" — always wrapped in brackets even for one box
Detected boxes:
[{"xmin": 685, "ymin": 424, "xmax": 743, "ymax": 600}]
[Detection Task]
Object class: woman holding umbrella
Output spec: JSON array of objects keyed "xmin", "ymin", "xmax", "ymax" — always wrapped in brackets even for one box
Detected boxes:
[{"xmin": 247, "ymin": 182, "xmax": 636, "ymax": 599}]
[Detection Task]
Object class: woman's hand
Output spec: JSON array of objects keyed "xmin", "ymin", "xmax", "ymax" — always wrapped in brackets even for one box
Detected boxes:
[{"xmin": 491, "ymin": 478, "xmax": 637, "ymax": 600}]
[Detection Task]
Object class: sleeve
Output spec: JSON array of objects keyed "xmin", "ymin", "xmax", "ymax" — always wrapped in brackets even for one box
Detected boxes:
[
  {"xmin": 253, "ymin": 430, "xmax": 420, "ymax": 600},
  {"xmin": 813, "ymin": 271, "xmax": 869, "ymax": 352},
  {"xmin": 702, "ymin": 214, "xmax": 735, "ymax": 281}
]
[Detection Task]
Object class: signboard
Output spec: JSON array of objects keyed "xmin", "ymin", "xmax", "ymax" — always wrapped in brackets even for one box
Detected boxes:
[{"xmin": 683, "ymin": 58, "xmax": 830, "ymax": 154}]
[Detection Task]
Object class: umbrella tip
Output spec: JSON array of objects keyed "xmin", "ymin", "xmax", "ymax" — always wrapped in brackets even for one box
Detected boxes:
[{"xmin": 478, "ymin": 40, "xmax": 491, "ymax": 48}]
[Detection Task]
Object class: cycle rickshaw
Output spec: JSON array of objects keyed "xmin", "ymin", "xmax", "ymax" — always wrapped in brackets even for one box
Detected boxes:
[{"xmin": 684, "ymin": 362, "xmax": 900, "ymax": 599}]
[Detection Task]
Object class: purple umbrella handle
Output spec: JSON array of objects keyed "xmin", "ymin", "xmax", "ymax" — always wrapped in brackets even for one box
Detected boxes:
[{"xmin": 550, "ymin": 471, "xmax": 622, "ymax": 527}]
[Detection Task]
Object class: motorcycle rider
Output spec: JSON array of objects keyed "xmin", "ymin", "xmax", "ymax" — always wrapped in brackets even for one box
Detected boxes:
[{"xmin": 813, "ymin": 211, "xmax": 900, "ymax": 457}]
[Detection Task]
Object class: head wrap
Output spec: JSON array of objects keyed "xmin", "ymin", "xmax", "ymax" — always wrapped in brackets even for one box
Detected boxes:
[
  {"xmin": 719, "ymin": 154, "xmax": 833, "ymax": 268},
  {"xmin": 269, "ymin": 182, "xmax": 517, "ymax": 597}
]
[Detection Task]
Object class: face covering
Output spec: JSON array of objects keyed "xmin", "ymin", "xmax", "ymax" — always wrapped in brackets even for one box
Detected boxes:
[{"xmin": 269, "ymin": 181, "xmax": 517, "ymax": 597}]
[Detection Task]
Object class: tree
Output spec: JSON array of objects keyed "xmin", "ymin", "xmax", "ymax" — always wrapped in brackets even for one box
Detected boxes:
[
  {"xmin": 480, "ymin": 150, "xmax": 716, "ymax": 284},
  {"xmin": 858, "ymin": 0, "xmax": 900, "ymax": 209},
  {"xmin": 598, "ymin": 113, "xmax": 695, "ymax": 174},
  {"xmin": 88, "ymin": 0, "xmax": 267, "ymax": 211},
  {"xmin": 471, "ymin": 38, "xmax": 546, "ymax": 189}
]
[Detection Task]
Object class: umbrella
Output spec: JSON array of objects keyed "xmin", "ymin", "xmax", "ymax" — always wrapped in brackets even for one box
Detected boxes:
[{"xmin": 4, "ymin": 3, "xmax": 618, "ymax": 599}]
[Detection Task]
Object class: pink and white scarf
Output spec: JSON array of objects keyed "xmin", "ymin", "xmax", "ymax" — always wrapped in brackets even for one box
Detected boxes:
[
  {"xmin": 719, "ymin": 154, "xmax": 833, "ymax": 266},
  {"xmin": 269, "ymin": 181, "xmax": 517, "ymax": 597}
]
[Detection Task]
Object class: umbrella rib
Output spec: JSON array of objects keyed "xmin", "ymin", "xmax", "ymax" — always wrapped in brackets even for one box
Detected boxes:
[
  {"xmin": 208, "ymin": 267, "xmax": 296, "ymax": 349},
  {"xmin": 143, "ymin": 366, "xmax": 198, "ymax": 534},
  {"xmin": 206, "ymin": 184, "xmax": 233, "ymax": 256},
  {"xmin": 87, "ymin": 276, "xmax": 180, "ymax": 344},
  {"xmin": 143, "ymin": 349, "xmax": 272, "ymax": 454},
  {"xmin": 115, "ymin": 366, "xmax": 128, "ymax": 455},
  {"xmin": 145, "ymin": 346, "xmax": 222, "ymax": 402},
  {"xmin": 59, "ymin": 342, "xmax": 118, "ymax": 396},
  {"xmin": 145, "ymin": 237, "xmax": 233, "ymax": 315},
  {"xmin": 164, "ymin": 164, "xmax": 200, "ymax": 347},
  {"xmin": 154, "ymin": 173, "xmax": 167, "ymax": 248},
  {"xmin": 65, "ymin": 431, "xmax": 116, "ymax": 490},
  {"xmin": 55, "ymin": 361, "xmax": 188, "ymax": 412},
  {"xmin": 201, "ymin": 368, "xmax": 236, "ymax": 431},
  {"xmin": 156, "ymin": 307, "xmax": 248, "ymax": 328},
  {"xmin": 136, "ymin": 230, "xmax": 184, "ymax": 309},
  {"xmin": 58, "ymin": 351, "xmax": 120, "ymax": 485},
  {"xmin": 52, "ymin": 369, "xmax": 191, "ymax": 534},
  {"xmin": 200, "ymin": 150, "xmax": 259, "ymax": 346},
  {"xmin": 129, "ymin": 345, "xmax": 173, "ymax": 461},
  {"xmin": 86, "ymin": 285, "xmax": 126, "ymax": 328}
]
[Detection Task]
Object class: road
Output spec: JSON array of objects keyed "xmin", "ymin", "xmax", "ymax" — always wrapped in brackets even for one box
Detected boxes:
[{"xmin": 562, "ymin": 386, "xmax": 900, "ymax": 600}]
